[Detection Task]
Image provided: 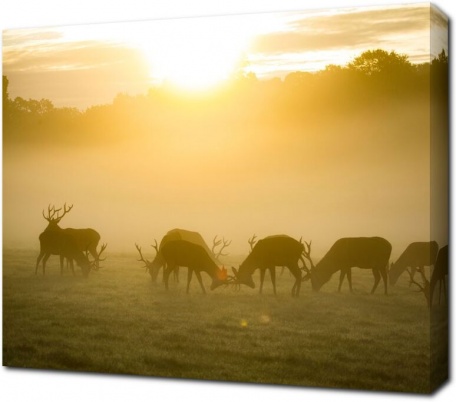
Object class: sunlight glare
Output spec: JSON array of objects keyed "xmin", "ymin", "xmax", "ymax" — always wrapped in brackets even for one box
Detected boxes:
[{"xmin": 132, "ymin": 15, "xmax": 263, "ymax": 91}]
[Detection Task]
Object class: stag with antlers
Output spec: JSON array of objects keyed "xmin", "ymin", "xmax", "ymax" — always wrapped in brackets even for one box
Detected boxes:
[
  {"xmin": 232, "ymin": 235, "xmax": 305, "ymax": 297},
  {"xmin": 301, "ymin": 237, "xmax": 391, "ymax": 294},
  {"xmin": 136, "ymin": 229, "xmax": 232, "ymax": 289},
  {"xmin": 36, "ymin": 203, "xmax": 106, "ymax": 276}
]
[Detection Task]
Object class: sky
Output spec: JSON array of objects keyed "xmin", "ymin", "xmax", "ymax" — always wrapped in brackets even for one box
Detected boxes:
[
  {"xmin": 2, "ymin": 0, "xmax": 448, "ymax": 258},
  {"xmin": 0, "ymin": 1, "xmax": 454, "ymax": 402},
  {"xmin": 2, "ymin": 2, "xmax": 449, "ymax": 109}
]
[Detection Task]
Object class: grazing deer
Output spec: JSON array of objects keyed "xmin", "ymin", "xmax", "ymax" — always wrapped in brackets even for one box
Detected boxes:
[
  {"xmin": 63, "ymin": 228, "xmax": 102, "ymax": 270},
  {"xmin": 36, "ymin": 229, "xmax": 92, "ymax": 277},
  {"xmin": 232, "ymin": 235, "xmax": 305, "ymax": 297},
  {"xmin": 389, "ymin": 241, "xmax": 439, "ymax": 286},
  {"xmin": 36, "ymin": 203, "xmax": 105, "ymax": 275},
  {"xmin": 430, "ymin": 245, "xmax": 448, "ymax": 306},
  {"xmin": 302, "ymin": 237, "xmax": 392, "ymax": 295},
  {"xmin": 160, "ymin": 239, "xmax": 228, "ymax": 294},
  {"xmin": 138, "ymin": 228, "xmax": 230, "ymax": 283}
]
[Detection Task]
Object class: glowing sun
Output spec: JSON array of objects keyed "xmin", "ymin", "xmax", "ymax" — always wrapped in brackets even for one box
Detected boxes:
[{"xmin": 133, "ymin": 15, "xmax": 257, "ymax": 91}]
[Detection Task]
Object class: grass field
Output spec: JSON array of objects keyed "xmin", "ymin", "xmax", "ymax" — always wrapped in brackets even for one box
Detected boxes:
[{"xmin": 2, "ymin": 248, "xmax": 448, "ymax": 393}]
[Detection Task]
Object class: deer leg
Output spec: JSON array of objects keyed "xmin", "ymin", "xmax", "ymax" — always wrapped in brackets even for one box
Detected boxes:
[
  {"xmin": 59, "ymin": 255, "xmax": 65, "ymax": 275},
  {"xmin": 42, "ymin": 254, "xmax": 50, "ymax": 276},
  {"xmin": 194, "ymin": 270, "xmax": 206, "ymax": 294},
  {"xmin": 290, "ymin": 263, "xmax": 302, "ymax": 297},
  {"xmin": 347, "ymin": 268, "xmax": 354, "ymax": 293},
  {"xmin": 270, "ymin": 267, "xmax": 277, "ymax": 296},
  {"xmin": 371, "ymin": 269, "xmax": 381, "ymax": 294},
  {"xmin": 186, "ymin": 269, "xmax": 193, "ymax": 293},
  {"xmin": 35, "ymin": 251, "xmax": 46, "ymax": 275},
  {"xmin": 338, "ymin": 269, "xmax": 346, "ymax": 292},
  {"xmin": 409, "ymin": 266, "xmax": 417, "ymax": 287},
  {"xmin": 163, "ymin": 264, "xmax": 174, "ymax": 290},
  {"xmin": 259, "ymin": 269, "xmax": 265, "ymax": 294},
  {"xmin": 380, "ymin": 267, "xmax": 388, "ymax": 295}
]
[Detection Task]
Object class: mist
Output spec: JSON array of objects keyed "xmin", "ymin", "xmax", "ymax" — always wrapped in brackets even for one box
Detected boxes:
[{"xmin": 3, "ymin": 92, "xmax": 434, "ymax": 260}]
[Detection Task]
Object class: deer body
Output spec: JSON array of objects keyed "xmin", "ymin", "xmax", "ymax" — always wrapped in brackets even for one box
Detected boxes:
[
  {"xmin": 63, "ymin": 228, "xmax": 101, "ymax": 268},
  {"xmin": 160, "ymin": 239, "xmax": 226, "ymax": 293},
  {"xmin": 35, "ymin": 204, "xmax": 106, "ymax": 276},
  {"xmin": 234, "ymin": 235, "xmax": 304, "ymax": 297},
  {"xmin": 430, "ymin": 245, "xmax": 448, "ymax": 306},
  {"xmin": 36, "ymin": 229, "xmax": 91, "ymax": 277},
  {"xmin": 307, "ymin": 237, "xmax": 392, "ymax": 294},
  {"xmin": 142, "ymin": 228, "xmax": 225, "ymax": 282},
  {"xmin": 389, "ymin": 241, "xmax": 439, "ymax": 286}
]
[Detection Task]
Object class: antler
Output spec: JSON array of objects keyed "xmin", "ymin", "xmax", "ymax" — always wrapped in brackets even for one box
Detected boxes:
[
  {"xmin": 300, "ymin": 240, "xmax": 314, "ymax": 283},
  {"xmin": 301, "ymin": 240, "xmax": 315, "ymax": 272},
  {"xmin": 98, "ymin": 243, "xmax": 107, "ymax": 262},
  {"xmin": 90, "ymin": 243, "xmax": 107, "ymax": 270},
  {"xmin": 248, "ymin": 234, "xmax": 257, "ymax": 251},
  {"xmin": 212, "ymin": 235, "xmax": 232, "ymax": 259},
  {"xmin": 151, "ymin": 239, "xmax": 159, "ymax": 254},
  {"xmin": 222, "ymin": 274, "xmax": 241, "ymax": 290},
  {"xmin": 42, "ymin": 203, "xmax": 73, "ymax": 223},
  {"xmin": 406, "ymin": 267, "xmax": 430, "ymax": 307},
  {"xmin": 135, "ymin": 243, "xmax": 152, "ymax": 272}
]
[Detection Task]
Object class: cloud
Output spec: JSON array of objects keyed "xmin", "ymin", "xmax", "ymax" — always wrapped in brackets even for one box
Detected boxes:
[
  {"xmin": 3, "ymin": 29, "xmax": 64, "ymax": 47},
  {"xmin": 3, "ymin": 40, "xmax": 145, "ymax": 72},
  {"xmin": 250, "ymin": 5, "xmax": 431, "ymax": 56}
]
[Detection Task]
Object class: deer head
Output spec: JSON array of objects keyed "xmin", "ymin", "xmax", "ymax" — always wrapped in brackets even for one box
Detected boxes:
[
  {"xmin": 42, "ymin": 203, "xmax": 73, "ymax": 230},
  {"xmin": 135, "ymin": 243, "xmax": 153, "ymax": 273},
  {"xmin": 86, "ymin": 243, "xmax": 107, "ymax": 272},
  {"xmin": 135, "ymin": 240, "xmax": 162, "ymax": 281}
]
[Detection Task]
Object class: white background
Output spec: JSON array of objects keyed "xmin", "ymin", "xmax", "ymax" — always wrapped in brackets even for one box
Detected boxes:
[{"xmin": 1, "ymin": 1, "xmax": 454, "ymax": 401}]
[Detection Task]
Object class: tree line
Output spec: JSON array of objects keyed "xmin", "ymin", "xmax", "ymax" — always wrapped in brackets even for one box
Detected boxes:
[{"xmin": 2, "ymin": 49, "xmax": 448, "ymax": 146}]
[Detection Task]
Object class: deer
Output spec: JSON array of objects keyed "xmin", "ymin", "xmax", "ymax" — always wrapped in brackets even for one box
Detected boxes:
[
  {"xmin": 36, "ymin": 203, "xmax": 74, "ymax": 275},
  {"xmin": 63, "ymin": 228, "xmax": 102, "ymax": 270},
  {"xmin": 389, "ymin": 241, "xmax": 439, "ymax": 286},
  {"xmin": 430, "ymin": 245, "xmax": 448, "ymax": 306},
  {"xmin": 160, "ymin": 239, "xmax": 228, "ymax": 294},
  {"xmin": 136, "ymin": 228, "xmax": 230, "ymax": 283},
  {"xmin": 36, "ymin": 203, "xmax": 105, "ymax": 275},
  {"xmin": 302, "ymin": 237, "xmax": 392, "ymax": 295},
  {"xmin": 36, "ymin": 229, "xmax": 104, "ymax": 277},
  {"xmin": 232, "ymin": 235, "xmax": 306, "ymax": 297}
]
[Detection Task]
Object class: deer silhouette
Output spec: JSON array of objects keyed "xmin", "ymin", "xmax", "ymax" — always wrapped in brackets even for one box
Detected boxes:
[
  {"xmin": 302, "ymin": 237, "xmax": 392, "ymax": 294},
  {"xmin": 35, "ymin": 204, "xmax": 105, "ymax": 276},
  {"xmin": 389, "ymin": 241, "xmax": 439, "ymax": 286},
  {"xmin": 232, "ymin": 235, "xmax": 306, "ymax": 297},
  {"xmin": 136, "ymin": 228, "xmax": 230, "ymax": 284}
]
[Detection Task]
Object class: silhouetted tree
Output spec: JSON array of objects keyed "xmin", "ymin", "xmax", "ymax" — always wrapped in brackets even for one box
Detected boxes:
[{"xmin": 348, "ymin": 49, "xmax": 412, "ymax": 76}]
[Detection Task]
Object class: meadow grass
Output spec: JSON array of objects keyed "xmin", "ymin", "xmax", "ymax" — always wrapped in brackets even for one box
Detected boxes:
[{"xmin": 3, "ymin": 249, "xmax": 447, "ymax": 393}]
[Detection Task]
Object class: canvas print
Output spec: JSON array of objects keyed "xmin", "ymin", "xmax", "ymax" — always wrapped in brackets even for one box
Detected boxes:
[{"xmin": 2, "ymin": 2, "xmax": 449, "ymax": 394}]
